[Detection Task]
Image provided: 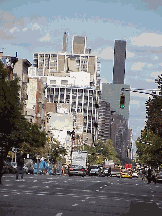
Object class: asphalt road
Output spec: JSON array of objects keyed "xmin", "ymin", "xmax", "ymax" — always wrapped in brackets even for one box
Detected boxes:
[{"xmin": 0, "ymin": 174, "xmax": 162, "ymax": 216}]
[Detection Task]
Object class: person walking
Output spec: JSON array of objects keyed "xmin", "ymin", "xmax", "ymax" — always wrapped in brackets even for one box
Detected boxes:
[
  {"xmin": 152, "ymin": 168, "xmax": 156, "ymax": 184},
  {"xmin": 16, "ymin": 151, "xmax": 24, "ymax": 181},
  {"xmin": 147, "ymin": 167, "xmax": 152, "ymax": 184},
  {"xmin": 108, "ymin": 166, "xmax": 112, "ymax": 177}
]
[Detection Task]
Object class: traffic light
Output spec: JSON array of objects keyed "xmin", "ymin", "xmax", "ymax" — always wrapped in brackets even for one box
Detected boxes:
[
  {"xmin": 72, "ymin": 130, "xmax": 75, "ymax": 140},
  {"xmin": 141, "ymin": 130, "xmax": 144, "ymax": 138},
  {"xmin": 120, "ymin": 95, "xmax": 125, "ymax": 109}
]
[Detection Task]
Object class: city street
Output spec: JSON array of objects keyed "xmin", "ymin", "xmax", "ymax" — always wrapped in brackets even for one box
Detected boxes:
[{"xmin": 0, "ymin": 174, "xmax": 162, "ymax": 216}]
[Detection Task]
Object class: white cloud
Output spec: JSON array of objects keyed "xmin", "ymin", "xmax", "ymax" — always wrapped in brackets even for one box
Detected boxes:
[
  {"xmin": 145, "ymin": 79, "xmax": 154, "ymax": 83},
  {"xmin": 126, "ymin": 51, "xmax": 135, "ymax": 58},
  {"xmin": 23, "ymin": 28, "xmax": 28, "ymax": 32},
  {"xmin": 32, "ymin": 23, "xmax": 41, "ymax": 30},
  {"xmin": 154, "ymin": 56, "xmax": 159, "ymax": 60},
  {"xmin": 91, "ymin": 47, "xmax": 113, "ymax": 60},
  {"xmin": 131, "ymin": 62, "xmax": 146, "ymax": 70},
  {"xmin": 10, "ymin": 27, "xmax": 17, "ymax": 33},
  {"xmin": 150, "ymin": 71, "xmax": 161, "ymax": 78},
  {"xmin": 130, "ymin": 92, "xmax": 150, "ymax": 99},
  {"xmin": 130, "ymin": 33, "xmax": 162, "ymax": 47},
  {"xmin": 147, "ymin": 64, "xmax": 153, "ymax": 68},
  {"xmin": 40, "ymin": 33, "xmax": 51, "ymax": 42}
]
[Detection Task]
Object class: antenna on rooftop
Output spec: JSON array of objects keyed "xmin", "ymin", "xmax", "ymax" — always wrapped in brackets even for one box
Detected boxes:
[{"xmin": 62, "ymin": 32, "xmax": 69, "ymax": 53}]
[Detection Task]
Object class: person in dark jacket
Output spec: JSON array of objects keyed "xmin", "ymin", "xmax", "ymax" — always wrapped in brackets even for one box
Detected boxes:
[
  {"xmin": 108, "ymin": 166, "xmax": 112, "ymax": 177},
  {"xmin": 147, "ymin": 167, "xmax": 152, "ymax": 184},
  {"xmin": 16, "ymin": 151, "xmax": 24, "ymax": 180}
]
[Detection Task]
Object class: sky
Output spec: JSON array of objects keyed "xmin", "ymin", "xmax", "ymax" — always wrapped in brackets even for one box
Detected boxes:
[{"xmin": 0, "ymin": 0, "xmax": 162, "ymax": 148}]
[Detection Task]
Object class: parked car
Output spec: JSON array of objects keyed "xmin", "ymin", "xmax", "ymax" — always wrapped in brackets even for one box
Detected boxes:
[
  {"xmin": 132, "ymin": 171, "xmax": 139, "ymax": 178},
  {"xmin": 156, "ymin": 171, "xmax": 162, "ymax": 183},
  {"xmin": 121, "ymin": 170, "xmax": 132, "ymax": 178},
  {"xmin": 89, "ymin": 165, "xmax": 100, "ymax": 176},
  {"xmin": 111, "ymin": 168, "xmax": 121, "ymax": 177},
  {"xmin": 3, "ymin": 161, "xmax": 13, "ymax": 174},
  {"xmin": 69, "ymin": 165, "xmax": 86, "ymax": 177}
]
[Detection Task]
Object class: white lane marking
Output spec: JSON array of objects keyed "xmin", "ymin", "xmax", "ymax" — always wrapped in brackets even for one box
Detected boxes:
[
  {"xmin": 141, "ymin": 195, "xmax": 148, "ymax": 197},
  {"xmin": 55, "ymin": 188, "xmax": 63, "ymax": 190},
  {"xmin": 99, "ymin": 196, "xmax": 107, "ymax": 198},
  {"xmin": 100, "ymin": 197, "xmax": 107, "ymax": 199},
  {"xmin": 89, "ymin": 201, "xmax": 96, "ymax": 203},
  {"xmin": 33, "ymin": 180, "xmax": 37, "ymax": 182},
  {"xmin": 5, "ymin": 180, "xmax": 10, "ymax": 181},
  {"xmin": 39, "ymin": 192, "xmax": 49, "ymax": 194},
  {"xmin": 26, "ymin": 193, "xmax": 33, "ymax": 195},
  {"xmin": 72, "ymin": 204, "xmax": 78, "ymax": 206},
  {"xmin": 83, "ymin": 194, "xmax": 91, "ymax": 196},
  {"xmin": 55, "ymin": 213, "xmax": 63, "ymax": 216},
  {"xmin": 67, "ymin": 194, "xmax": 75, "ymax": 196},
  {"xmin": 81, "ymin": 200, "xmax": 85, "ymax": 202},
  {"xmin": 86, "ymin": 197, "xmax": 90, "ymax": 199},
  {"xmin": 37, "ymin": 194, "xmax": 45, "ymax": 195},
  {"xmin": 3, "ymin": 195, "xmax": 9, "ymax": 197},
  {"xmin": 100, "ymin": 187, "xmax": 102, "ymax": 188},
  {"xmin": 56, "ymin": 193, "xmax": 64, "ymax": 195},
  {"xmin": 104, "ymin": 185, "xmax": 107, "ymax": 186},
  {"xmin": 73, "ymin": 196, "xmax": 80, "ymax": 198},
  {"xmin": 95, "ymin": 190, "xmax": 99, "ymax": 192},
  {"xmin": 83, "ymin": 190, "xmax": 91, "ymax": 192}
]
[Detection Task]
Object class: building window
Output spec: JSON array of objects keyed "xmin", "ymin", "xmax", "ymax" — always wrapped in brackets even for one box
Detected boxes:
[
  {"xmin": 61, "ymin": 80, "xmax": 68, "ymax": 85},
  {"xmin": 50, "ymin": 80, "xmax": 56, "ymax": 84}
]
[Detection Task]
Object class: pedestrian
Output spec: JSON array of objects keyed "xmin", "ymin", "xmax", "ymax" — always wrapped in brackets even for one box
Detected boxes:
[
  {"xmin": 16, "ymin": 150, "xmax": 24, "ymax": 181},
  {"xmin": 108, "ymin": 166, "xmax": 111, "ymax": 177},
  {"xmin": 61, "ymin": 166, "xmax": 65, "ymax": 175},
  {"xmin": 147, "ymin": 167, "xmax": 152, "ymax": 184},
  {"xmin": 152, "ymin": 168, "xmax": 156, "ymax": 184}
]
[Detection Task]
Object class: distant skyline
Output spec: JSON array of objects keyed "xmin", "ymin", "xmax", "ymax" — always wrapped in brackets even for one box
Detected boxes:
[{"xmin": 0, "ymin": 0, "xmax": 162, "ymax": 144}]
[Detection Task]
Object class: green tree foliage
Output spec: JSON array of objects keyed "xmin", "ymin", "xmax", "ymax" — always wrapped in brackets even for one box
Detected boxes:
[
  {"xmin": 50, "ymin": 142, "xmax": 67, "ymax": 164},
  {"xmin": 0, "ymin": 61, "xmax": 47, "ymax": 183},
  {"xmin": 136, "ymin": 129, "xmax": 162, "ymax": 166},
  {"xmin": 136, "ymin": 76, "xmax": 162, "ymax": 167},
  {"xmin": 83, "ymin": 139, "xmax": 121, "ymax": 165}
]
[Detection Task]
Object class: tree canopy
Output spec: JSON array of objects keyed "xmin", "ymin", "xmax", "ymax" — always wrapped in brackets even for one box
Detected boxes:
[
  {"xmin": 83, "ymin": 139, "xmax": 121, "ymax": 165},
  {"xmin": 136, "ymin": 76, "xmax": 162, "ymax": 167}
]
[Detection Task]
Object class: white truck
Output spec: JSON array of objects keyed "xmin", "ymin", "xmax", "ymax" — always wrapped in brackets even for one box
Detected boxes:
[{"xmin": 71, "ymin": 151, "xmax": 87, "ymax": 168}]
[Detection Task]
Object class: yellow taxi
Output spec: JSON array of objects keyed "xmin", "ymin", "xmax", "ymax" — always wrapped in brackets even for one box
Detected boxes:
[{"xmin": 121, "ymin": 170, "xmax": 132, "ymax": 178}]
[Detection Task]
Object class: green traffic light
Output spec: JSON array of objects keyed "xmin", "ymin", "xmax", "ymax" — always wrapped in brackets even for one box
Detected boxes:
[{"xmin": 120, "ymin": 104, "xmax": 124, "ymax": 109}]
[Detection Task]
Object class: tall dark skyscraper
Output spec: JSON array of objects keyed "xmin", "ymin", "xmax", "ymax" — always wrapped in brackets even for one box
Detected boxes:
[{"xmin": 113, "ymin": 40, "xmax": 126, "ymax": 84}]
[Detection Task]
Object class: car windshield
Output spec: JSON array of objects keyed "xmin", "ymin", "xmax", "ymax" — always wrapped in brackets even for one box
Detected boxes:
[
  {"xmin": 71, "ymin": 165, "xmax": 83, "ymax": 169},
  {"xmin": 90, "ymin": 166, "xmax": 98, "ymax": 169}
]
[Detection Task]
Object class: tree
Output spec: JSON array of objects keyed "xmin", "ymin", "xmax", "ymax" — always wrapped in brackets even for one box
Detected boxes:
[
  {"xmin": 83, "ymin": 139, "xmax": 121, "ymax": 165},
  {"xmin": 136, "ymin": 76, "xmax": 162, "ymax": 167},
  {"xmin": 136, "ymin": 129, "xmax": 162, "ymax": 167},
  {"xmin": 0, "ymin": 61, "xmax": 47, "ymax": 183}
]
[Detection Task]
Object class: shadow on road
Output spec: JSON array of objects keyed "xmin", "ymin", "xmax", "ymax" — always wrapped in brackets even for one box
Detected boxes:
[{"xmin": 122, "ymin": 201, "xmax": 162, "ymax": 216}]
